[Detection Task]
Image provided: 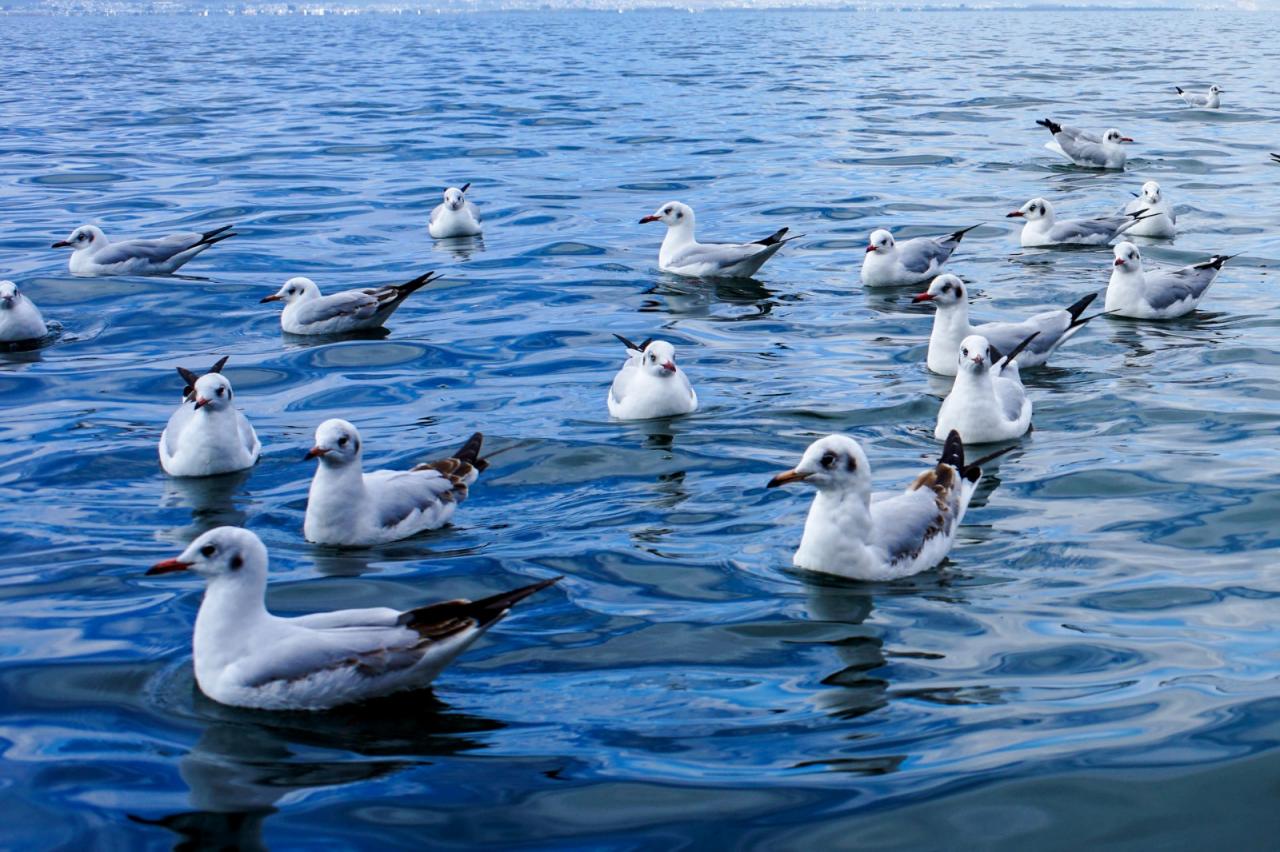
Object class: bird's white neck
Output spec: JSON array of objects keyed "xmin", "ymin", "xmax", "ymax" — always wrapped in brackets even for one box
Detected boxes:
[
  {"xmin": 658, "ymin": 220, "xmax": 696, "ymax": 266},
  {"xmin": 306, "ymin": 458, "xmax": 371, "ymax": 534},
  {"xmin": 794, "ymin": 488, "xmax": 878, "ymax": 577},
  {"xmin": 193, "ymin": 575, "xmax": 271, "ymax": 678},
  {"xmin": 1105, "ymin": 265, "xmax": 1145, "ymax": 311},
  {"xmin": 928, "ymin": 303, "xmax": 973, "ymax": 359}
]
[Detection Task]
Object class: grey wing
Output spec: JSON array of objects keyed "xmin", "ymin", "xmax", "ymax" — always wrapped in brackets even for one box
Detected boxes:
[
  {"xmin": 428, "ymin": 203, "xmax": 445, "ymax": 226},
  {"xmin": 293, "ymin": 291, "xmax": 380, "ymax": 324},
  {"xmin": 979, "ymin": 315, "xmax": 1066, "ymax": 359},
  {"xmin": 870, "ymin": 487, "xmax": 955, "ymax": 565},
  {"xmin": 290, "ymin": 607, "xmax": 402, "ymax": 630},
  {"xmin": 897, "ymin": 237, "xmax": 953, "ymax": 274},
  {"xmin": 671, "ymin": 241, "xmax": 770, "ymax": 272},
  {"xmin": 609, "ymin": 360, "xmax": 638, "ymax": 404},
  {"xmin": 1060, "ymin": 125, "xmax": 1103, "ymax": 144},
  {"xmin": 160, "ymin": 406, "xmax": 192, "ymax": 457},
  {"xmin": 464, "ymin": 200, "xmax": 481, "ymax": 223},
  {"xmin": 96, "ymin": 233, "xmax": 203, "ymax": 264},
  {"xmin": 366, "ymin": 469, "xmax": 455, "ymax": 529},
  {"xmin": 1144, "ymin": 266, "xmax": 1215, "ymax": 310},
  {"xmin": 1048, "ymin": 217, "xmax": 1126, "ymax": 243},
  {"xmin": 995, "ymin": 375, "xmax": 1027, "ymax": 420},
  {"xmin": 238, "ymin": 623, "xmax": 427, "ymax": 687},
  {"xmin": 1055, "ymin": 134, "xmax": 1108, "ymax": 165},
  {"xmin": 237, "ymin": 413, "xmax": 260, "ymax": 458}
]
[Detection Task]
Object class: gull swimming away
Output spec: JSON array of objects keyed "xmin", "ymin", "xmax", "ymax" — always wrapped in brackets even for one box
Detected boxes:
[
  {"xmin": 607, "ymin": 334, "xmax": 698, "ymax": 420},
  {"xmin": 160, "ymin": 360, "xmax": 261, "ymax": 478},
  {"xmin": 260, "ymin": 271, "xmax": 438, "ymax": 335},
  {"xmin": 767, "ymin": 431, "xmax": 1011, "ymax": 581},
  {"xmin": 1036, "ymin": 119, "xmax": 1132, "ymax": 170},
  {"xmin": 147, "ymin": 526, "xmax": 559, "ymax": 711},
  {"xmin": 914, "ymin": 274, "xmax": 1100, "ymax": 375},
  {"xmin": 0, "ymin": 281, "xmax": 47, "ymax": 343},
  {"xmin": 52, "ymin": 224, "xmax": 236, "ymax": 276},
  {"xmin": 304, "ymin": 419, "xmax": 486, "ymax": 547},
  {"xmin": 1176, "ymin": 85, "xmax": 1222, "ymax": 109},
  {"xmin": 1115, "ymin": 181, "xmax": 1177, "ymax": 239},
  {"xmin": 428, "ymin": 184, "xmax": 483, "ymax": 239},
  {"xmin": 1007, "ymin": 197, "xmax": 1152, "ymax": 247},
  {"xmin": 861, "ymin": 224, "xmax": 979, "ymax": 287},
  {"xmin": 1105, "ymin": 241, "xmax": 1231, "ymax": 319},
  {"xmin": 640, "ymin": 201, "xmax": 798, "ymax": 278},
  {"xmin": 935, "ymin": 332, "xmax": 1037, "ymax": 444}
]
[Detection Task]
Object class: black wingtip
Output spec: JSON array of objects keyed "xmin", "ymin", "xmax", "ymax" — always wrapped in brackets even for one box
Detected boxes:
[
  {"xmin": 1064, "ymin": 292, "xmax": 1099, "ymax": 323},
  {"xmin": 176, "ymin": 366, "xmax": 199, "ymax": 394},
  {"xmin": 950, "ymin": 223, "xmax": 981, "ymax": 242},
  {"xmin": 1128, "ymin": 207, "xmax": 1150, "ymax": 220},
  {"xmin": 999, "ymin": 331, "xmax": 1040, "ymax": 367},
  {"xmin": 1175, "ymin": 86, "xmax": 1185, "ymax": 94},
  {"xmin": 399, "ymin": 576, "xmax": 562, "ymax": 632},
  {"xmin": 453, "ymin": 432, "xmax": 487, "ymax": 471},
  {"xmin": 208, "ymin": 355, "xmax": 229, "ymax": 374},
  {"xmin": 613, "ymin": 333, "xmax": 642, "ymax": 352},
  {"xmin": 963, "ymin": 445, "xmax": 1015, "ymax": 482},
  {"xmin": 1036, "ymin": 118, "xmax": 1062, "ymax": 135},
  {"xmin": 395, "ymin": 270, "xmax": 438, "ymax": 298},
  {"xmin": 1195, "ymin": 254, "xmax": 1234, "ymax": 270},
  {"xmin": 201, "ymin": 232, "xmax": 237, "ymax": 248},
  {"xmin": 1271, "ymin": 153, "xmax": 1280, "ymax": 164},
  {"xmin": 460, "ymin": 182, "xmax": 471, "ymax": 194},
  {"xmin": 754, "ymin": 227, "xmax": 790, "ymax": 246},
  {"xmin": 939, "ymin": 429, "xmax": 965, "ymax": 471}
]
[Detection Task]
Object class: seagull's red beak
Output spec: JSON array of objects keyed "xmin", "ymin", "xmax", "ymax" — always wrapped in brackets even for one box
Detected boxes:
[
  {"xmin": 865, "ymin": 245, "xmax": 877, "ymax": 253},
  {"xmin": 305, "ymin": 446, "xmax": 329, "ymax": 460},
  {"xmin": 51, "ymin": 240, "xmax": 71, "ymax": 248},
  {"xmin": 1114, "ymin": 258, "xmax": 1126, "ymax": 267},
  {"xmin": 767, "ymin": 469, "xmax": 810, "ymax": 488},
  {"xmin": 662, "ymin": 361, "xmax": 676, "ymax": 373},
  {"xmin": 912, "ymin": 292, "xmax": 934, "ymax": 303},
  {"xmin": 1120, "ymin": 137, "xmax": 1134, "ymax": 143},
  {"xmin": 972, "ymin": 355, "xmax": 985, "ymax": 366},
  {"xmin": 1006, "ymin": 211, "xmax": 1024, "ymax": 218},
  {"xmin": 638, "ymin": 215, "xmax": 659, "ymax": 224},
  {"xmin": 147, "ymin": 558, "xmax": 191, "ymax": 576},
  {"xmin": 193, "ymin": 397, "xmax": 211, "ymax": 409},
  {"xmin": 259, "ymin": 294, "xmax": 282, "ymax": 303}
]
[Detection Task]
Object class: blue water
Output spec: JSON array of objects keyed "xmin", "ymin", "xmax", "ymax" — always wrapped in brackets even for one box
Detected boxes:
[{"xmin": 3, "ymin": 7, "xmax": 1280, "ymax": 849}]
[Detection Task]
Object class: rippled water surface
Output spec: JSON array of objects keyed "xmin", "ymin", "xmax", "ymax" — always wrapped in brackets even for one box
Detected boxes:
[{"xmin": 3, "ymin": 8, "xmax": 1280, "ymax": 849}]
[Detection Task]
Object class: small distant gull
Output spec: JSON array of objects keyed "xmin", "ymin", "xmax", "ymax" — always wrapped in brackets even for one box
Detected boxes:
[
  {"xmin": 639, "ymin": 201, "xmax": 798, "ymax": 278},
  {"xmin": 914, "ymin": 274, "xmax": 1099, "ymax": 376},
  {"xmin": 1036, "ymin": 118, "xmax": 1132, "ymax": 170},
  {"xmin": 1115, "ymin": 181, "xmax": 1177, "ymax": 239},
  {"xmin": 147, "ymin": 526, "xmax": 559, "ymax": 711},
  {"xmin": 767, "ymin": 431, "xmax": 1011, "ymax": 580},
  {"xmin": 428, "ymin": 184, "xmax": 483, "ymax": 239},
  {"xmin": 935, "ymin": 332, "xmax": 1037, "ymax": 444},
  {"xmin": 1106, "ymin": 241, "xmax": 1231, "ymax": 319},
  {"xmin": 607, "ymin": 334, "xmax": 698, "ymax": 420},
  {"xmin": 303, "ymin": 419, "xmax": 486, "ymax": 547},
  {"xmin": 1007, "ymin": 197, "xmax": 1152, "ymax": 247},
  {"xmin": 0, "ymin": 281, "xmax": 47, "ymax": 343},
  {"xmin": 52, "ymin": 223, "xmax": 236, "ymax": 276},
  {"xmin": 860, "ymin": 224, "xmax": 979, "ymax": 287},
  {"xmin": 260, "ymin": 271, "xmax": 437, "ymax": 335},
  {"xmin": 160, "ymin": 358, "xmax": 260, "ymax": 478},
  {"xmin": 1175, "ymin": 85, "xmax": 1222, "ymax": 109}
]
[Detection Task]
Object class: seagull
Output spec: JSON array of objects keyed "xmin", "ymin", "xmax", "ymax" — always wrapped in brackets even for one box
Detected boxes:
[
  {"xmin": 303, "ymin": 419, "xmax": 487, "ymax": 547},
  {"xmin": 607, "ymin": 334, "xmax": 698, "ymax": 420},
  {"xmin": 935, "ymin": 332, "xmax": 1037, "ymax": 444},
  {"xmin": 639, "ymin": 201, "xmax": 798, "ymax": 278},
  {"xmin": 1105, "ymin": 241, "xmax": 1230, "ymax": 319},
  {"xmin": 160, "ymin": 361, "xmax": 261, "ymax": 478},
  {"xmin": 146, "ymin": 526, "xmax": 559, "ymax": 711},
  {"xmin": 860, "ymin": 224, "xmax": 979, "ymax": 287},
  {"xmin": 1176, "ymin": 85, "xmax": 1222, "ymax": 109},
  {"xmin": 428, "ymin": 184, "xmax": 483, "ymax": 239},
  {"xmin": 260, "ymin": 272, "xmax": 437, "ymax": 335},
  {"xmin": 1114, "ymin": 181, "xmax": 1177, "ymax": 239},
  {"xmin": 1036, "ymin": 118, "xmax": 1132, "ymax": 170},
  {"xmin": 767, "ymin": 431, "xmax": 1011, "ymax": 581},
  {"xmin": 1007, "ymin": 197, "xmax": 1152, "ymax": 247},
  {"xmin": 52, "ymin": 223, "xmax": 236, "ymax": 276},
  {"xmin": 914, "ymin": 274, "xmax": 1100, "ymax": 375},
  {"xmin": 0, "ymin": 281, "xmax": 47, "ymax": 343}
]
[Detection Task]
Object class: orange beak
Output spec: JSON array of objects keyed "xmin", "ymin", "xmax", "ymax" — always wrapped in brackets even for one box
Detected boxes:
[
  {"xmin": 259, "ymin": 294, "xmax": 282, "ymax": 303},
  {"xmin": 193, "ymin": 397, "xmax": 211, "ymax": 409},
  {"xmin": 305, "ymin": 447, "xmax": 328, "ymax": 460},
  {"xmin": 639, "ymin": 215, "xmax": 659, "ymax": 224},
  {"xmin": 147, "ymin": 558, "xmax": 191, "ymax": 576},
  {"xmin": 767, "ymin": 469, "xmax": 810, "ymax": 488},
  {"xmin": 912, "ymin": 292, "xmax": 934, "ymax": 303},
  {"xmin": 864, "ymin": 245, "xmax": 876, "ymax": 253}
]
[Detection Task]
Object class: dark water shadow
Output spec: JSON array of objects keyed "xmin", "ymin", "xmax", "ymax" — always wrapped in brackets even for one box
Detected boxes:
[{"xmin": 160, "ymin": 469, "xmax": 255, "ymax": 542}]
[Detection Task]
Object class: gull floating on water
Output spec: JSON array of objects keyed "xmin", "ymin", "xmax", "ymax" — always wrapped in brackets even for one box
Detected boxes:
[
  {"xmin": 935, "ymin": 332, "xmax": 1036, "ymax": 444},
  {"xmin": 767, "ymin": 431, "xmax": 1011, "ymax": 580},
  {"xmin": 1105, "ymin": 241, "xmax": 1230, "ymax": 319},
  {"xmin": 860, "ymin": 224, "xmax": 979, "ymax": 287},
  {"xmin": 260, "ymin": 272, "xmax": 438, "ymax": 335},
  {"xmin": 160, "ymin": 359, "xmax": 261, "ymax": 478},
  {"xmin": 640, "ymin": 201, "xmax": 798, "ymax": 278},
  {"xmin": 52, "ymin": 224, "xmax": 236, "ymax": 276},
  {"xmin": 147, "ymin": 526, "xmax": 559, "ymax": 711},
  {"xmin": 0, "ymin": 281, "xmax": 47, "ymax": 343},
  {"xmin": 304, "ymin": 419, "xmax": 487, "ymax": 547},
  {"xmin": 914, "ymin": 274, "xmax": 1099, "ymax": 375},
  {"xmin": 1176, "ymin": 85, "xmax": 1222, "ymax": 109},
  {"xmin": 1007, "ymin": 197, "xmax": 1152, "ymax": 247},
  {"xmin": 607, "ymin": 334, "xmax": 698, "ymax": 420},
  {"xmin": 428, "ymin": 184, "xmax": 483, "ymax": 239},
  {"xmin": 1115, "ymin": 181, "xmax": 1177, "ymax": 239},
  {"xmin": 1036, "ymin": 119, "xmax": 1132, "ymax": 170}
]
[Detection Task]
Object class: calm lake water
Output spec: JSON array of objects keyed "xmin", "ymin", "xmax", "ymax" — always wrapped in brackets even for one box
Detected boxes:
[{"xmin": 2, "ymin": 7, "xmax": 1280, "ymax": 849}]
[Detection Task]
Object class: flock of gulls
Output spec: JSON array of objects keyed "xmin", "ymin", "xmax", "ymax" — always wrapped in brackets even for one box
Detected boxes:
[{"xmin": 4, "ymin": 85, "xmax": 1263, "ymax": 712}]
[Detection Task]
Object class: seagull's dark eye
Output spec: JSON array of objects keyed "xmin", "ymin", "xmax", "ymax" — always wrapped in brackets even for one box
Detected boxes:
[
  {"xmin": 230, "ymin": 554, "xmax": 243, "ymax": 570},
  {"xmin": 200, "ymin": 544, "xmax": 216, "ymax": 558},
  {"xmin": 215, "ymin": 387, "xmax": 224, "ymax": 396},
  {"xmin": 941, "ymin": 283, "xmax": 950, "ymax": 293},
  {"xmin": 820, "ymin": 450, "xmax": 838, "ymax": 469},
  {"xmin": 961, "ymin": 347, "xmax": 969, "ymax": 356},
  {"xmin": 338, "ymin": 436, "xmax": 349, "ymax": 447},
  {"xmin": 663, "ymin": 207, "xmax": 672, "ymax": 214}
]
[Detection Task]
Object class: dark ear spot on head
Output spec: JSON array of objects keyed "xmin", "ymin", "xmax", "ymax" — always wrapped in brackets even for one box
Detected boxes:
[
  {"xmin": 955, "ymin": 286, "xmax": 963, "ymax": 298},
  {"xmin": 846, "ymin": 456, "xmax": 857, "ymax": 472},
  {"xmin": 230, "ymin": 554, "xmax": 243, "ymax": 571},
  {"xmin": 352, "ymin": 439, "xmax": 360, "ymax": 454}
]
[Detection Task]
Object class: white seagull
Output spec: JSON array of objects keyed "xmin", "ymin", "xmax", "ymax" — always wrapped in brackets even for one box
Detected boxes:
[
  {"xmin": 303, "ymin": 419, "xmax": 486, "ymax": 547},
  {"xmin": 260, "ymin": 271, "xmax": 437, "ymax": 335},
  {"xmin": 607, "ymin": 334, "xmax": 698, "ymax": 420},
  {"xmin": 52, "ymin": 223, "xmax": 236, "ymax": 276},
  {"xmin": 640, "ymin": 201, "xmax": 798, "ymax": 278},
  {"xmin": 147, "ymin": 526, "xmax": 559, "ymax": 711},
  {"xmin": 1007, "ymin": 197, "xmax": 1152, "ymax": 247},
  {"xmin": 160, "ymin": 360, "xmax": 261, "ymax": 478},
  {"xmin": 1116, "ymin": 181, "xmax": 1177, "ymax": 239},
  {"xmin": 1176, "ymin": 85, "xmax": 1222, "ymax": 109},
  {"xmin": 0, "ymin": 281, "xmax": 47, "ymax": 343},
  {"xmin": 935, "ymin": 332, "xmax": 1036, "ymax": 444},
  {"xmin": 1105, "ymin": 241, "xmax": 1231, "ymax": 319},
  {"xmin": 767, "ymin": 431, "xmax": 1011, "ymax": 581},
  {"xmin": 860, "ymin": 224, "xmax": 979, "ymax": 287},
  {"xmin": 428, "ymin": 184, "xmax": 483, "ymax": 239},
  {"xmin": 1036, "ymin": 118, "xmax": 1132, "ymax": 170},
  {"xmin": 914, "ymin": 274, "xmax": 1100, "ymax": 375}
]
